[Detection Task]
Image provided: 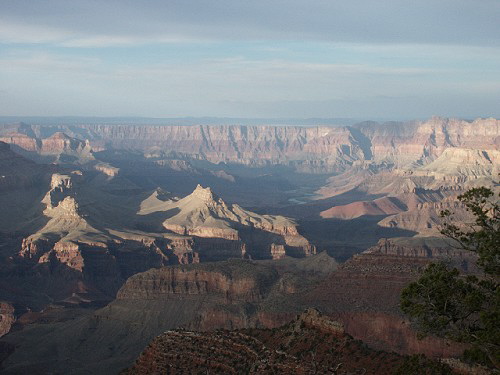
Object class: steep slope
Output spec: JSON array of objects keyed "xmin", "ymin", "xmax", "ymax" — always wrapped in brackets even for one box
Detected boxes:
[
  {"xmin": 0, "ymin": 131, "xmax": 95, "ymax": 164},
  {"xmin": 0, "ymin": 242, "xmax": 473, "ymax": 374},
  {"xmin": 7, "ymin": 176, "xmax": 317, "ymax": 310},
  {"xmin": 302, "ymin": 237, "xmax": 477, "ymax": 358},
  {"xmin": 140, "ymin": 184, "xmax": 315, "ymax": 260},
  {"xmin": 0, "ymin": 141, "xmax": 44, "ymax": 191},
  {"xmin": 0, "ymin": 123, "xmax": 368, "ymax": 173},
  {"xmin": 8, "ymin": 172, "xmax": 189, "ymax": 308},
  {"xmin": 20, "ymin": 172, "xmax": 109, "ymax": 268},
  {"xmin": 355, "ymin": 116, "xmax": 499, "ymax": 167},
  {"xmin": 0, "ymin": 255, "xmax": 338, "ymax": 375},
  {"xmin": 162, "ymin": 185, "xmax": 301, "ymax": 237},
  {"xmin": 137, "ymin": 188, "xmax": 177, "ymax": 215},
  {"xmin": 316, "ymin": 147, "xmax": 498, "ymax": 234}
]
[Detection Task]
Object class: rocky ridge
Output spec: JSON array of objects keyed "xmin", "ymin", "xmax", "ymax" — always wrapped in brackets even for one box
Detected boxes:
[
  {"xmin": 1, "ymin": 117, "xmax": 498, "ymax": 172},
  {"xmin": 0, "ymin": 244, "xmax": 469, "ymax": 374},
  {"xmin": 124, "ymin": 308, "xmax": 450, "ymax": 375},
  {"xmin": 153, "ymin": 184, "xmax": 314, "ymax": 259}
]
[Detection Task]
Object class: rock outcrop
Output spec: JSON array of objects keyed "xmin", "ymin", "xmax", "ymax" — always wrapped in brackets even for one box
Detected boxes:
[
  {"xmin": 12, "ymin": 175, "xmax": 316, "ymax": 308},
  {"xmin": 124, "ymin": 308, "xmax": 448, "ymax": 375},
  {"xmin": 355, "ymin": 116, "xmax": 499, "ymax": 166},
  {"xmin": 19, "ymin": 172, "xmax": 106, "ymax": 268},
  {"xmin": 117, "ymin": 259, "xmax": 280, "ymax": 303},
  {"xmin": 0, "ymin": 131, "xmax": 94, "ymax": 164},
  {"xmin": 141, "ymin": 184, "xmax": 315, "ymax": 260},
  {"xmin": 0, "ymin": 302, "xmax": 15, "ymax": 338}
]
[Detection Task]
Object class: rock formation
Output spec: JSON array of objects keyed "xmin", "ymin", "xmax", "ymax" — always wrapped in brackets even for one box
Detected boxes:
[
  {"xmin": 124, "ymin": 308, "xmax": 448, "ymax": 375},
  {"xmin": 302, "ymin": 237, "xmax": 477, "ymax": 358},
  {"xmin": 140, "ymin": 184, "xmax": 315, "ymax": 260},
  {"xmin": 0, "ymin": 130, "xmax": 94, "ymax": 164},
  {"xmin": 10, "ymin": 173, "xmax": 316, "ymax": 309},
  {"xmin": 1, "ymin": 117, "xmax": 498, "ymax": 172},
  {"xmin": 19, "ymin": 172, "xmax": 106, "ymax": 268},
  {"xmin": 0, "ymin": 302, "xmax": 14, "ymax": 338},
  {"xmin": 0, "ymin": 255, "xmax": 338, "ymax": 375},
  {"xmin": 0, "ymin": 117, "xmax": 498, "ymax": 374}
]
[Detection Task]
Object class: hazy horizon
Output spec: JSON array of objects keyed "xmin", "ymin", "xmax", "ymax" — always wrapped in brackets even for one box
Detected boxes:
[{"xmin": 1, "ymin": 115, "xmax": 495, "ymax": 128}]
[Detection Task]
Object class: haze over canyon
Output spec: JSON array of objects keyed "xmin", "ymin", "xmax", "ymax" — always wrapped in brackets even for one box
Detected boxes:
[{"xmin": 0, "ymin": 116, "xmax": 498, "ymax": 374}]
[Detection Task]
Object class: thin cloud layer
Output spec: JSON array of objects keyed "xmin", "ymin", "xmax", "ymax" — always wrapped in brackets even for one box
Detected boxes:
[
  {"xmin": 1, "ymin": 0, "xmax": 499, "ymax": 47},
  {"xmin": 0, "ymin": 1, "xmax": 499, "ymax": 118}
]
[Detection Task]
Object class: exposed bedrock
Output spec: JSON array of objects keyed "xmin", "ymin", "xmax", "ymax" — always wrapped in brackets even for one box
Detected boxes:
[
  {"xmin": 303, "ymin": 237, "xmax": 477, "ymax": 358},
  {"xmin": 116, "ymin": 260, "xmax": 279, "ymax": 303},
  {"xmin": 2, "ymin": 117, "xmax": 498, "ymax": 172},
  {"xmin": 0, "ymin": 302, "xmax": 15, "ymax": 338}
]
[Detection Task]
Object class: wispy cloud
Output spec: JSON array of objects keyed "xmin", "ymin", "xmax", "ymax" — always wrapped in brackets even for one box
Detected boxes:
[
  {"xmin": 0, "ymin": 21, "xmax": 73, "ymax": 44},
  {"xmin": 1, "ymin": 1, "xmax": 499, "ymax": 47},
  {"xmin": 0, "ymin": 1, "xmax": 498, "ymax": 118}
]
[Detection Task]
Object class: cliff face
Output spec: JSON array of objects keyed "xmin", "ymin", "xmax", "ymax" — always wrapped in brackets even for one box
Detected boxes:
[
  {"xmin": 71, "ymin": 124, "xmax": 367, "ymax": 168},
  {"xmin": 117, "ymin": 260, "xmax": 279, "ymax": 303},
  {"xmin": 0, "ymin": 255, "xmax": 338, "ymax": 375},
  {"xmin": 302, "ymin": 237, "xmax": 477, "ymax": 358},
  {"xmin": 355, "ymin": 117, "xmax": 500, "ymax": 166},
  {"xmin": 0, "ymin": 131, "xmax": 94, "ymax": 164},
  {"xmin": 1, "ymin": 117, "xmax": 497, "ymax": 172},
  {"xmin": 19, "ymin": 172, "xmax": 106, "ymax": 268},
  {"xmin": 12, "ymin": 173, "xmax": 316, "ymax": 308}
]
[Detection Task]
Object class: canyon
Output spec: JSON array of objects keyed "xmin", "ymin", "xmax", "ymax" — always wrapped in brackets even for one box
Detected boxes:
[
  {"xmin": 1, "ymin": 117, "xmax": 498, "ymax": 172},
  {"xmin": 0, "ymin": 116, "xmax": 498, "ymax": 373}
]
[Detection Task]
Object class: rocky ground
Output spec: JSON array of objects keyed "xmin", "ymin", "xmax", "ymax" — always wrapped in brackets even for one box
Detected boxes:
[{"xmin": 123, "ymin": 308, "xmax": 453, "ymax": 375}]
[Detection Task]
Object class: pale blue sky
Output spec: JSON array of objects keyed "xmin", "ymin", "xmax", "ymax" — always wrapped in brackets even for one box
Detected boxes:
[{"xmin": 0, "ymin": 0, "xmax": 499, "ymax": 119}]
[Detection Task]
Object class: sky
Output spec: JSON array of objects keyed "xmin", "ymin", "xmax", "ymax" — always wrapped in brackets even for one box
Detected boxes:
[{"xmin": 0, "ymin": 0, "xmax": 499, "ymax": 120}]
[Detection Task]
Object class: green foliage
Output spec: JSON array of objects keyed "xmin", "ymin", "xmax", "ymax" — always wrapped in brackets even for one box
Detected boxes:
[
  {"xmin": 393, "ymin": 354, "xmax": 453, "ymax": 375},
  {"xmin": 401, "ymin": 187, "xmax": 500, "ymax": 369},
  {"xmin": 440, "ymin": 187, "xmax": 500, "ymax": 276}
]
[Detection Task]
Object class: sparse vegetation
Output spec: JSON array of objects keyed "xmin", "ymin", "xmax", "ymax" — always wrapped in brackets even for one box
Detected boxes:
[
  {"xmin": 123, "ymin": 309, "xmax": 418, "ymax": 374},
  {"xmin": 394, "ymin": 354, "xmax": 453, "ymax": 375},
  {"xmin": 401, "ymin": 187, "xmax": 499, "ymax": 369}
]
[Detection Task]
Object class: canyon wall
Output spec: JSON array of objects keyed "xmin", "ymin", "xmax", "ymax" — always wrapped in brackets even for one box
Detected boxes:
[{"xmin": 1, "ymin": 117, "xmax": 498, "ymax": 172}]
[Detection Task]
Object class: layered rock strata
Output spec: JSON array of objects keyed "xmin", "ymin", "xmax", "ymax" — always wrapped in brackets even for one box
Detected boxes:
[
  {"xmin": 141, "ymin": 184, "xmax": 315, "ymax": 260},
  {"xmin": 1, "ymin": 117, "xmax": 498, "ymax": 172}
]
